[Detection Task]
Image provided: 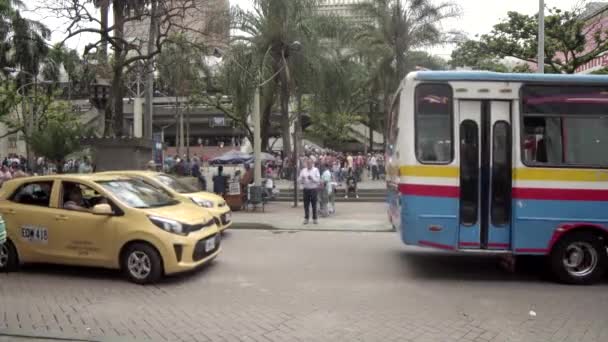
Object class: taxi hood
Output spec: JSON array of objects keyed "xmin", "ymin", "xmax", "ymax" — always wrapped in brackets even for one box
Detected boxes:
[
  {"xmin": 141, "ymin": 202, "xmax": 212, "ymax": 225},
  {"xmin": 185, "ymin": 191, "xmax": 225, "ymax": 203}
]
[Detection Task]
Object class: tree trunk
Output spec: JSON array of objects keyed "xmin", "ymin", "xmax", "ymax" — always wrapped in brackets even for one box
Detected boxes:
[
  {"xmin": 175, "ymin": 95, "xmax": 180, "ymax": 156},
  {"xmin": 110, "ymin": 2, "xmax": 126, "ymax": 136},
  {"xmin": 99, "ymin": 0, "xmax": 109, "ymax": 63},
  {"xmin": 260, "ymin": 86, "xmax": 274, "ymax": 152},
  {"xmin": 279, "ymin": 72, "xmax": 291, "ymax": 157},
  {"xmin": 383, "ymin": 92, "xmax": 390, "ymax": 150},
  {"xmin": 369, "ymin": 101, "xmax": 374, "ymax": 152},
  {"xmin": 110, "ymin": 62, "xmax": 125, "ymax": 136}
]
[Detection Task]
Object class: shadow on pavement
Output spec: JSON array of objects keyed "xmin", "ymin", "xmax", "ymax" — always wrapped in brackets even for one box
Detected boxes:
[
  {"xmin": 9, "ymin": 259, "xmax": 219, "ymax": 285},
  {"xmin": 395, "ymin": 249, "xmax": 552, "ymax": 283}
]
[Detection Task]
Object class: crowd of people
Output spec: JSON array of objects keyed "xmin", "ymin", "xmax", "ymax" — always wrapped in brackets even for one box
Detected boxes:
[
  {"xmin": 264, "ymin": 150, "xmax": 385, "ymax": 183},
  {"xmin": 292, "ymin": 151, "xmax": 385, "ymax": 225}
]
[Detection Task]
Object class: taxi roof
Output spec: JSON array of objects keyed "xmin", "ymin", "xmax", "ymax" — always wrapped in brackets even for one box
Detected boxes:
[
  {"xmin": 98, "ymin": 170, "xmax": 160, "ymax": 176},
  {"xmin": 8, "ymin": 173, "xmax": 133, "ymax": 184}
]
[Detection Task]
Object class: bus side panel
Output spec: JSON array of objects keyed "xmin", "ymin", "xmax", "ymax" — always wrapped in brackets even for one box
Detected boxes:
[
  {"xmin": 387, "ymin": 184, "xmax": 401, "ymax": 231},
  {"xmin": 401, "ymin": 193, "xmax": 459, "ymax": 249},
  {"xmin": 512, "ymin": 196, "xmax": 608, "ymax": 254}
]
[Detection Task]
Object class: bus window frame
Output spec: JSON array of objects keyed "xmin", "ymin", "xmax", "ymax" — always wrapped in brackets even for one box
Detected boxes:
[
  {"xmin": 519, "ymin": 83, "xmax": 608, "ymax": 170},
  {"xmin": 414, "ymin": 82, "xmax": 455, "ymax": 165}
]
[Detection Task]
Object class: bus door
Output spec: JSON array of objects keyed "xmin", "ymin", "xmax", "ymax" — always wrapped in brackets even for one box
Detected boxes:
[{"xmin": 458, "ymin": 101, "xmax": 512, "ymax": 250}]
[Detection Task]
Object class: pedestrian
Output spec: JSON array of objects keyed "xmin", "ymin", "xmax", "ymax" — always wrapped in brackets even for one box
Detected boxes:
[
  {"xmin": 321, "ymin": 163, "xmax": 335, "ymax": 216},
  {"xmin": 370, "ymin": 154, "xmax": 379, "ymax": 180},
  {"xmin": 298, "ymin": 158, "xmax": 320, "ymax": 224},
  {"xmin": 146, "ymin": 160, "xmax": 157, "ymax": 171},
  {"xmin": 0, "ymin": 165, "xmax": 12, "ymax": 186},
  {"xmin": 191, "ymin": 159, "xmax": 207, "ymax": 191},
  {"xmin": 213, "ymin": 165, "xmax": 227, "ymax": 196},
  {"xmin": 345, "ymin": 168, "xmax": 359, "ymax": 199},
  {"xmin": 78, "ymin": 157, "xmax": 93, "ymax": 174}
]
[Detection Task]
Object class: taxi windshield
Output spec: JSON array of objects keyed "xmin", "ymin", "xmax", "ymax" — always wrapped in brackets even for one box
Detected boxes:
[
  {"xmin": 97, "ymin": 179, "xmax": 179, "ymax": 208},
  {"xmin": 154, "ymin": 174, "xmax": 197, "ymax": 194}
]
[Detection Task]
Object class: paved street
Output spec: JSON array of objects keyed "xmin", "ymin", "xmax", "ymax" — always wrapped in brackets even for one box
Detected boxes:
[{"xmin": 1, "ymin": 230, "xmax": 608, "ymax": 342}]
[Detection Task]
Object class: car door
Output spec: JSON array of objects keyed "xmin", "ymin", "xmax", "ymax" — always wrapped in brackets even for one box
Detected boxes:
[
  {"xmin": 46, "ymin": 180, "xmax": 118, "ymax": 267},
  {"xmin": 0, "ymin": 180, "xmax": 56, "ymax": 263}
]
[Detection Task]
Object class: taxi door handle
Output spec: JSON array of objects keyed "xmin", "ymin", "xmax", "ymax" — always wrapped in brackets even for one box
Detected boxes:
[{"xmin": 55, "ymin": 215, "xmax": 69, "ymax": 221}]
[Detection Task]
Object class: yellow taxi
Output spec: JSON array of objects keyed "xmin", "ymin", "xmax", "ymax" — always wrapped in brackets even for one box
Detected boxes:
[
  {"xmin": 99, "ymin": 171, "xmax": 232, "ymax": 231},
  {"xmin": 0, "ymin": 174, "xmax": 221, "ymax": 284}
]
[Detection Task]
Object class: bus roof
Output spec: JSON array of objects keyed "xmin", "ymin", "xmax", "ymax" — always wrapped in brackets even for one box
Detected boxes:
[{"xmin": 413, "ymin": 71, "xmax": 608, "ymax": 84}]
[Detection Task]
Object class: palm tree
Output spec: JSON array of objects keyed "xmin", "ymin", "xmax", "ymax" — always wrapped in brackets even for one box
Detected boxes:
[
  {"xmin": 355, "ymin": 0, "xmax": 460, "ymax": 145},
  {"xmin": 232, "ymin": 0, "xmax": 323, "ymax": 156},
  {"xmin": 1, "ymin": 0, "xmax": 50, "ymax": 76},
  {"xmin": 93, "ymin": 0, "xmax": 110, "ymax": 62}
]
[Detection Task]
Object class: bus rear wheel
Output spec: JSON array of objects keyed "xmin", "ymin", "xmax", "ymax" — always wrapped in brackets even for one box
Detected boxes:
[{"xmin": 549, "ymin": 232, "xmax": 607, "ymax": 285}]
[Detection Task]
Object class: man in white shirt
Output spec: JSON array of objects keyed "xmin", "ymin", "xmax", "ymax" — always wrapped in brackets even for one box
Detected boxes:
[
  {"xmin": 299, "ymin": 158, "xmax": 320, "ymax": 224},
  {"xmin": 370, "ymin": 155, "xmax": 379, "ymax": 180}
]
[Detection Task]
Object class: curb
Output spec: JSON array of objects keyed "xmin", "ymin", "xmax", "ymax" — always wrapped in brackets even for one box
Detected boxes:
[
  {"xmin": 231, "ymin": 222, "xmax": 394, "ymax": 233},
  {"xmin": 0, "ymin": 329, "xmax": 99, "ymax": 341},
  {"xmin": 0, "ymin": 329, "xmax": 136, "ymax": 342}
]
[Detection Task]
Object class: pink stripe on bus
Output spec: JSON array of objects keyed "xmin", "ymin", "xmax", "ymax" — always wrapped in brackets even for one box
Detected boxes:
[
  {"xmin": 399, "ymin": 184, "xmax": 459, "ymax": 198},
  {"xmin": 512, "ymin": 187, "xmax": 608, "ymax": 201}
]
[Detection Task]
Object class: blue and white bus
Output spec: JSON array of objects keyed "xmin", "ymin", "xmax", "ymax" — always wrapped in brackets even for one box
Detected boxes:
[{"xmin": 387, "ymin": 71, "xmax": 608, "ymax": 284}]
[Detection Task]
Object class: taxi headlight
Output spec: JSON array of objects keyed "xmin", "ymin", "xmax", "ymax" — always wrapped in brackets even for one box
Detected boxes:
[
  {"xmin": 149, "ymin": 216, "xmax": 186, "ymax": 235},
  {"xmin": 191, "ymin": 197, "xmax": 214, "ymax": 208}
]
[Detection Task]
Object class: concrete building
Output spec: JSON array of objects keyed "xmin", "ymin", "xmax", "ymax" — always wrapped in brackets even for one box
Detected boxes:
[
  {"xmin": 124, "ymin": 0, "xmax": 230, "ymax": 53},
  {"xmin": 316, "ymin": 0, "xmax": 371, "ymax": 22},
  {"xmin": 573, "ymin": 2, "xmax": 608, "ymax": 73}
]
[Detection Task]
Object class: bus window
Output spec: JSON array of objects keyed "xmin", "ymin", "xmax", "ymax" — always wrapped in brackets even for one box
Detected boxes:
[
  {"xmin": 388, "ymin": 94, "xmax": 400, "ymax": 150},
  {"xmin": 459, "ymin": 120, "xmax": 479, "ymax": 226},
  {"xmin": 415, "ymin": 84, "xmax": 453, "ymax": 163},
  {"xmin": 491, "ymin": 121, "xmax": 512, "ymax": 226},
  {"xmin": 522, "ymin": 85, "xmax": 608, "ymax": 167}
]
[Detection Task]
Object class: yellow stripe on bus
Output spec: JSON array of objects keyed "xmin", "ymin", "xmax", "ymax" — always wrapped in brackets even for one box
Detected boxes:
[
  {"xmin": 399, "ymin": 165, "xmax": 608, "ymax": 182},
  {"xmin": 399, "ymin": 166, "xmax": 459, "ymax": 178},
  {"xmin": 513, "ymin": 168, "xmax": 608, "ymax": 182}
]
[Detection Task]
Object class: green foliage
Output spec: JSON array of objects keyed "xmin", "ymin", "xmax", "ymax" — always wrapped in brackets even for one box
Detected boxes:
[
  {"xmin": 450, "ymin": 40, "xmax": 509, "ymax": 72},
  {"xmin": 28, "ymin": 102, "xmax": 92, "ymax": 170},
  {"xmin": 355, "ymin": 0, "xmax": 460, "ymax": 89},
  {"xmin": 157, "ymin": 34, "xmax": 204, "ymax": 96},
  {"xmin": 406, "ymin": 51, "xmax": 449, "ymax": 71},
  {"xmin": 307, "ymin": 111, "xmax": 361, "ymax": 148},
  {"xmin": 456, "ymin": 8, "xmax": 608, "ymax": 74}
]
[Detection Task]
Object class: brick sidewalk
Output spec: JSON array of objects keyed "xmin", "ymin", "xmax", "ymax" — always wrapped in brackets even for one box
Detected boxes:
[
  {"xmin": 231, "ymin": 201, "xmax": 392, "ymax": 232},
  {"xmin": 2, "ymin": 230, "xmax": 607, "ymax": 342}
]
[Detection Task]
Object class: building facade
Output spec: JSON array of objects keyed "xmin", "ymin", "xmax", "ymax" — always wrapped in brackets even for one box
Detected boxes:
[
  {"xmin": 316, "ymin": 0, "xmax": 371, "ymax": 22},
  {"xmin": 573, "ymin": 2, "xmax": 608, "ymax": 73},
  {"xmin": 124, "ymin": 0, "xmax": 230, "ymax": 53}
]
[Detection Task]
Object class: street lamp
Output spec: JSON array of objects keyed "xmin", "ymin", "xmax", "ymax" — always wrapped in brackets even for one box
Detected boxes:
[
  {"xmin": 214, "ymin": 42, "xmax": 301, "ymax": 186},
  {"xmin": 90, "ymin": 78, "xmax": 111, "ymax": 110}
]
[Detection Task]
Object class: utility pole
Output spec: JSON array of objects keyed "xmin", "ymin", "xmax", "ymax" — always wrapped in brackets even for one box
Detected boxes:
[
  {"xmin": 144, "ymin": 0, "xmax": 158, "ymax": 140},
  {"xmin": 292, "ymin": 94, "xmax": 302, "ymax": 207},
  {"xmin": 253, "ymin": 87, "xmax": 262, "ymax": 186},
  {"xmin": 537, "ymin": 0, "xmax": 545, "ymax": 74}
]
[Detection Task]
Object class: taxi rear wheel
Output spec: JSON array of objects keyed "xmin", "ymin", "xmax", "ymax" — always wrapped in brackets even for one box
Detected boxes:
[
  {"xmin": 0, "ymin": 240, "xmax": 18, "ymax": 272},
  {"xmin": 121, "ymin": 243, "xmax": 162, "ymax": 284}
]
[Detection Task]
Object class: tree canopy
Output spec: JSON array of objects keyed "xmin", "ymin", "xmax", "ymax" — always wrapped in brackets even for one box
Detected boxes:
[{"xmin": 451, "ymin": 8, "xmax": 608, "ymax": 74}]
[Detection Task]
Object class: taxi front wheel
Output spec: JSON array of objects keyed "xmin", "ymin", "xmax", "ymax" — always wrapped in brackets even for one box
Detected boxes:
[
  {"xmin": 121, "ymin": 243, "xmax": 163, "ymax": 284},
  {"xmin": 0, "ymin": 241, "xmax": 19, "ymax": 272}
]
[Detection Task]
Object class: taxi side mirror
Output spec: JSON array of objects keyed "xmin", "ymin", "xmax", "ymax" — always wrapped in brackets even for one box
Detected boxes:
[{"xmin": 92, "ymin": 203, "xmax": 113, "ymax": 216}]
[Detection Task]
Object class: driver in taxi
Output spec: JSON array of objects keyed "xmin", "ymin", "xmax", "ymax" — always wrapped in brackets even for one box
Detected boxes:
[{"xmin": 64, "ymin": 188, "xmax": 89, "ymax": 212}]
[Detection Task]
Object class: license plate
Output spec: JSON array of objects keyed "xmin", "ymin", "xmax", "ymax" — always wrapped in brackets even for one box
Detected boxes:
[
  {"xmin": 21, "ymin": 225, "xmax": 48, "ymax": 244},
  {"xmin": 205, "ymin": 237, "xmax": 216, "ymax": 252}
]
